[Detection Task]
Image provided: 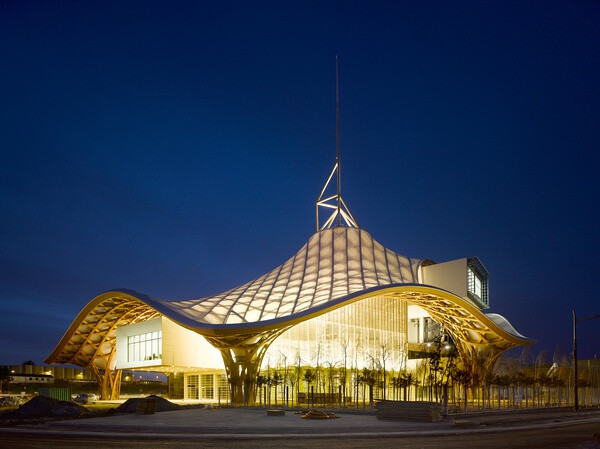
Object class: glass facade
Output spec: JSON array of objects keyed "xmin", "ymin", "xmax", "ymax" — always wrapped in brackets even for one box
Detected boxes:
[
  {"xmin": 467, "ymin": 257, "xmax": 489, "ymax": 308},
  {"xmin": 127, "ymin": 331, "xmax": 162, "ymax": 362},
  {"xmin": 467, "ymin": 267, "xmax": 482, "ymax": 299},
  {"xmin": 218, "ymin": 374, "xmax": 229, "ymax": 401},
  {"xmin": 185, "ymin": 373, "xmax": 225, "ymax": 401},
  {"xmin": 264, "ymin": 295, "xmax": 408, "ymax": 371},
  {"xmin": 201, "ymin": 374, "xmax": 214, "ymax": 399},
  {"xmin": 168, "ymin": 372, "xmax": 184, "ymax": 399},
  {"xmin": 187, "ymin": 374, "xmax": 199, "ymax": 399}
]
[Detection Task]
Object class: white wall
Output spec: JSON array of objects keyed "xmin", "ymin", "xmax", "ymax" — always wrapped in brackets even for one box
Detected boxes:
[
  {"xmin": 115, "ymin": 317, "xmax": 225, "ymax": 371},
  {"xmin": 161, "ymin": 317, "xmax": 224, "ymax": 370},
  {"xmin": 115, "ymin": 318, "xmax": 163, "ymax": 369},
  {"xmin": 421, "ymin": 258, "xmax": 468, "ymax": 298}
]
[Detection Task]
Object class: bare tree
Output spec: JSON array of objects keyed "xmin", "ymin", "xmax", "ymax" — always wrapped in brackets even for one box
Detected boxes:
[
  {"xmin": 314, "ymin": 342, "xmax": 323, "ymax": 397},
  {"xmin": 379, "ymin": 343, "xmax": 390, "ymax": 400},
  {"xmin": 340, "ymin": 340, "xmax": 349, "ymax": 406},
  {"xmin": 256, "ymin": 374, "xmax": 268, "ymax": 406},
  {"xmin": 325, "ymin": 360, "xmax": 338, "ymax": 405},
  {"xmin": 288, "ymin": 351, "xmax": 301, "ymax": 407},
  {"xmin": 304, "ymin": 368, "xmax": 316, "ymax": 407},
  {"xmin": 534, "ymin": 350, "xmax": 548, "ymax": 407},
  {"xmin": 361, "ymin": 367, "xmax": 377, "ymax": 410},
  {"xmin": 272, "ymin": 371, "xmax": 283, "ymax": 406}
]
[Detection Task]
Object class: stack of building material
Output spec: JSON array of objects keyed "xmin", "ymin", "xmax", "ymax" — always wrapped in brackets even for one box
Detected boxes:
[{"xmin": 375, "ymin": 400, "xmax": 443, "ymax": 422}]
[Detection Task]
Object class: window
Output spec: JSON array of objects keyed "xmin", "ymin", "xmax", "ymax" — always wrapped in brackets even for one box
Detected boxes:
[
  {"xmin": 218, "ymin": 374, "xmax": 229, "ymax": 401},
  {"xmin": 201, "ymin": 374, "xmax": 214, "ymax": 399},
  {"xmin": 408, "ymin": 318, "xmax": 420, "ymax": 343},
  {"xmin": 127, "ymin": 331, "xmax": 162, "ymax": 362},
  {"xmin": 424, "ymin": 318, "xmax": 441, "ymax": 342},
  {"xmin": 187, "ymin": 375, "xmax": 199, "ymax": 399},
  {"xmin": 468, "ymin": 267, "xmax": 482, "ymax": 299},
  {"xmin": 467, "ymin": 258, "xmax": 489, "ymax": 307}
]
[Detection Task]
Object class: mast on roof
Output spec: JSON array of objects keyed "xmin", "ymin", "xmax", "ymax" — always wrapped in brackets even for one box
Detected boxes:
[{"xmin": 315, "ymin": 55, "xmax": 358, "ymax": 231}]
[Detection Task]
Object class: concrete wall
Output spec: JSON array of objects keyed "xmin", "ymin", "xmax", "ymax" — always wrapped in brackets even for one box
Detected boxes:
[
  {"xmin": 161, "ymin": 317, "xmax": 224, "ymax": 370},
  {"xmin": 421, "ymin": 258, "xmax": 468, "ymax": 299}
]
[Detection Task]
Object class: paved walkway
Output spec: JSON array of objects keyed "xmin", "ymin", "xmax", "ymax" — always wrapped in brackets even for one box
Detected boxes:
[{"xmin": 3, "ymin": 407, "xmax": 600, "ymax": 440}]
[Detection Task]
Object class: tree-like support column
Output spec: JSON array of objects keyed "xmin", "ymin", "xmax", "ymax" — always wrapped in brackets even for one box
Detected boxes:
[
  {"xmin": 220, "ymin": 348, "xmax": 263, "ymax": 406},
  {"xmin": 453, "ymin": 340, "xmax": 510, "ymax": 386},
  {"xmin": 205, "ymin": 327, "xmax": 290, "ymax": 406},
  {"xmin": 88, "ymin": 352, "xmax": 122, "ymax": 400}
]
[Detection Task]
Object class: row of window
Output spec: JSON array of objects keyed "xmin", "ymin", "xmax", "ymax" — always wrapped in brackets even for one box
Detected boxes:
[
  {"xmin": 10, "ymin": 376, "xmax": 53, "ymax": 383},
  {"xmin": 127, "ymin": 331, "xmax": 162, "ymax": 362},
  {"xmin": 187, "ymin": 374, "xmax": 229, "ymax": 400}
]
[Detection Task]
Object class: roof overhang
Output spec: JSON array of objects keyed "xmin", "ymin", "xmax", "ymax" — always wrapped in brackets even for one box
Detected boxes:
[{"xmin": 46, "ymin": 284, "xmax": 533, "ymax": 368}]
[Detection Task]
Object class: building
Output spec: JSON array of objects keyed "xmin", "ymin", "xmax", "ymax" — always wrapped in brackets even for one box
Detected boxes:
[
  {"xmin": 7, "ymin": 373, "xmax": 54, "ymax": 385},
  {"xmin": 45, "ymin": 184, "xmax": 533, "ymax": 403},
  {"xmin": 45, "ymin": 71, "xmax": 533, "ymax": 402},
  {"xmin": 4, "ymin": 364, "xmax": 94, "ymax": 382}
]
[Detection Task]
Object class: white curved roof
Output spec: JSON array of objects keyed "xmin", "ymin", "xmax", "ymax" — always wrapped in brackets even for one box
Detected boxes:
[
  {"xmin": 46, "ymin": 225, "xmax": 534, "ymax": 368},
  {"xmin": 154, "ymin": 227, "xmax": 423, "ymax": 326},
  {"xmin": 485, "ymin": 313, "xmax": 531, "ymax": 340}
]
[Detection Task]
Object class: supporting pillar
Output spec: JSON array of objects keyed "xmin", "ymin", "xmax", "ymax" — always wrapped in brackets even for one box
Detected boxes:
[
  {"xmin": 109, "ymin": 369, "xmax": 123, "ymax": 399},
  {"xmin": 205, "ymin": 328, "xmax": 289, "ymax": 406},
  {"xmin": 419, "ymin": 317, "xmax": 425, "ymax": 343},
  {"xmin": 88, "ymin": 351, "xmax": 122, "ymax": 400},
  {"xmin": 220, "ymin": 349, "xmax": 263, "ymax": 406},
  {"xmin": 453, "ymin": 340, "xmax": 508, "ymax": 385},
  {"xmin": 89, "ymin": 363, "xmax": 109, "ymax": 400}
]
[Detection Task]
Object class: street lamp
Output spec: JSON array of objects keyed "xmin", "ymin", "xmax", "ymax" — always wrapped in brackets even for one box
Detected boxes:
[{"xmin": 572, "ymin": 309, "xmax": 600, "ymax": 412}]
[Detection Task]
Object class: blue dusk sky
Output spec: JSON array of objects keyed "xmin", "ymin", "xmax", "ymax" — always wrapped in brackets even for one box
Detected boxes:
[{"xmin": 1, "ymin": 1, "xmax": 598, "ymax": 365}]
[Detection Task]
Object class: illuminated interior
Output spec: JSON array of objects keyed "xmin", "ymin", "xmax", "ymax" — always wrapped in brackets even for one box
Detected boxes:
[{"xmin": 265, "ymin": 294, "xmax": 408, "ymax": 371}]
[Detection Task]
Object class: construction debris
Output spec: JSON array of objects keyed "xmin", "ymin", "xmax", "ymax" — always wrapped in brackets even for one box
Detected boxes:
[
  {"xmin": 0, "ymin": 396, "xmax": 28, "ymax": 408},
  {"xmin": 8, "ymin": 395, "xmax": 90, "ymax": 418},
  {"xmin": 115, "ymin": 395, "xmax": 183, "ymax": 413},
  {"xmin": 300, "ymin": 409, "xmax": 339, "ymax": 419},
  {"xmin": 375, "ymin": 400, "xmax": 443, "ymax": 422}
]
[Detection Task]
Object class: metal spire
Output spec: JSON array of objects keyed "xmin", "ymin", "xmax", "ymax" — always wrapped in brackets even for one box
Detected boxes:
[
  {"xmin": 335, "ymin": 54, "xmax": 341, "ymax": 227},
  {"xmin": 316, "ymin": 55, "xmax": 358, "ymax": 231}
]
